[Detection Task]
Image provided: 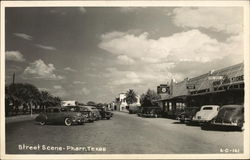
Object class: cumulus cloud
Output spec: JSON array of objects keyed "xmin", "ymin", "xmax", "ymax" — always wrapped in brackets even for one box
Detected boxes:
[
  {"xmin": 81, "ymin": 88, "xmax": 90, "ymax": 95},
  {"xmin": 53, "ymin": 85, "xmax": 62, "ymax": 89},
  {"xmin": 99, "ymin": 29, "xmax": 243, "ymax": 82},
  {"xmin": 64, "ymin": 67, "xmax": 77, "ymax": 72},
  {"xmin": 117, "ymin": 55, "xmax": 135, "ymax": 65},
  {"xmin": 13, "ymin": 33, "xmax": 32, "ymax": 40},
  {"xmin": 73, "ymin": 81, "xmax": 86, "ymax": 85},
  {"xmin": 99, "ymin": 29, "xmax": 240, "ymax": 63},
  {"xmin": 23, "ymin": 59, "xmax": 64, "ymax": 80},
  {"xmin": 172, "ymin": 7, "xmax": 243, "ymax": 34},
  {"xmin": 6, "ymin": 51, "xmax": 25, "ymax": 62},
  {"xmin": 35, "ymin": 44, "xmax": 57, "ymax": 51}
]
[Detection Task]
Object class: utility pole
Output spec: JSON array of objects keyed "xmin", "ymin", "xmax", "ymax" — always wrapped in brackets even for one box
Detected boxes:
[{"xmin": 12, "ymin": 72, "xmax": 15, "ymax": 84}]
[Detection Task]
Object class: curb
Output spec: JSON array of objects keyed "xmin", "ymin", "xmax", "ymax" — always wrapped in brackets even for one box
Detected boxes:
[{"xmin": 5, "ymin": 114, "xmax": 38, "ymax": 124}]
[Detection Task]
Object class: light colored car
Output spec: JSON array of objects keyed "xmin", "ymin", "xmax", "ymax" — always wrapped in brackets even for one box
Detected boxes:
[{"xmin": 192, "ymin": 105, "xmax": 220, "ymax": 124}]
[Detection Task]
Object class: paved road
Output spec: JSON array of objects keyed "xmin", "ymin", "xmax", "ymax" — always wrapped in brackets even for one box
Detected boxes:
[{"xmin": 6, "ymin": 111, "xmax": 243, "ymax": 154}]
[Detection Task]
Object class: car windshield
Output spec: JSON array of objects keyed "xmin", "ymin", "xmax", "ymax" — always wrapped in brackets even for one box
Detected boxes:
[{"xmin": 202, "ymin": 107, "xmax": 213, "ymax": 110}]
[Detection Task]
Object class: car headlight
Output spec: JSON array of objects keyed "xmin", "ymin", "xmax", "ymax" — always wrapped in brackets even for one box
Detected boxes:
[{"xmin": 76, "ymin": 113, "xmax": 82, "ymax": 117}]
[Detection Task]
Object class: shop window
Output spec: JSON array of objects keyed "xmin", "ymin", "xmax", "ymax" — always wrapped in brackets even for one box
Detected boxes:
[{"xmin": 233, "ymin": 85, "xmax": 239, "ymax": 89}]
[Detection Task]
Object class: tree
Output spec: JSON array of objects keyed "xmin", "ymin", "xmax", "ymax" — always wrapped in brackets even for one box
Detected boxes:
[
  {"xmin": 140, "ymin": 89, "xmax": 161, "ymax": 108},
  {"xmin": 125, "ymin": 89, "xmax": 137, "ymax": 105}
]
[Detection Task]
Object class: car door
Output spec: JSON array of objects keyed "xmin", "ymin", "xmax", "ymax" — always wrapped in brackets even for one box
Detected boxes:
[{"xmin": 46, "ymin": 108, "xmax": 61, "ymax": 122}]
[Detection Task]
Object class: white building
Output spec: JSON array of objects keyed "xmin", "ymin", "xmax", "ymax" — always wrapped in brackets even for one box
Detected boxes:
[
  {"xmin": 61, "ymin": 100, "xmax": 78, "ymax": 107},
  {"xmin": 115, "ymin": 93, "xmax": 141, "ymax": 112}
]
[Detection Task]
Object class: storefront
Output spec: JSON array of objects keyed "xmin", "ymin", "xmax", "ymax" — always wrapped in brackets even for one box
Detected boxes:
[{"xmin": 158, "ymin": 63, "xmax": 244, "ymax": 118}]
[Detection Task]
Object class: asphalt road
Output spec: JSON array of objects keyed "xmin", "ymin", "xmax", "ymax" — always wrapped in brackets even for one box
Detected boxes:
[{"xmin": 6, "ymin": 111, "xmax": 243, "ymax": 154}]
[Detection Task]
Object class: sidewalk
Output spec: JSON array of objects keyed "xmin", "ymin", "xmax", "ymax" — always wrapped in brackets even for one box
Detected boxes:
[{"xmin": 5, "ymin": 114, "xmax": 38, "ymax": 124}]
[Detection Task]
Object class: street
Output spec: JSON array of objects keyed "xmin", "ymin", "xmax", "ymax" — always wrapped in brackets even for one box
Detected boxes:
[{"xmin": 6, "ymin": 111, "xmax": 243, "ymax": 154}]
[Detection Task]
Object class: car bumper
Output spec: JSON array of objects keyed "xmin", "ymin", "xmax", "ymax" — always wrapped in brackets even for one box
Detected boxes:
[
  {"xmin": 211, "ymin": 122, "xmax": 239, "ymax": 127},
  {"xmin": 72, "ymin": 117, "xmax": 85, "ymax": 123},
  {"xmin": 192, "ymin": 119, "xmax": 209, "ymax": 123}
]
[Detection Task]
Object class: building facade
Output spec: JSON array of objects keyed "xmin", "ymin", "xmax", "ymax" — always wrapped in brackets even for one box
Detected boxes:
[{"xmin": 158, "ymin": 63, "xmax": 244, "ymax": 118}]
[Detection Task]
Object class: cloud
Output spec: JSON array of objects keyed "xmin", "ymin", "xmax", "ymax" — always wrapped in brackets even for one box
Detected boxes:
[
  {"xmin": 99, "ymin": 29, "xmax": 243, "ymax": 83},
  {"xmin": 6, "ymin": 51, "xmax": 25, "ymax": 62},
  {"xmin": 73, "ymin": 81, "xmax": 86, "ymax": 85},
  {"xmin": 103, "ymin": 67, "xmax": 141, "ymax": 86},
  {"xmin": 117, "ymin": 55, "xmax": 135, "ymax": 65},
  {"xmin": 99, "ymin": 30, "xmax": 237, "ymax": 63},
  {"xmin": 172, "ymin": 7, "xmax": 243, "ymax": 34},
  {"xmin": 64, "ymin": 67, "xmax": 77, "ymax": 72},
  {"xmin": 79, "ymin": 7, "xmax": 87, "ymax": 14},
  {"xmin": 35, "ymin": 44, "xmax": 57, "ymax": 51},
  {"xmin": 81, "ymin": 88, "xmax": 90, "ymax": 95},
  {"xmin": 53, "ymin": 85, "xmax": 62, "ymax": 89},
  {"xmin": 13, "ymin": 33, "xmax": 32, "ymax": 40},
  {"xmin": 23, "ymin": 59, "xmax": 64, "ymax": 80}
]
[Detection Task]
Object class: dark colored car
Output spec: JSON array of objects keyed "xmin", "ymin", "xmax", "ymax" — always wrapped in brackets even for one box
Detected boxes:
[
  {"xmin": 141, "ymin": 107, "xmax": 162, "ymax": 118},
  {"xmin": 177, "ymin": 107, "xmax": 200, "ymax": 123},
  {"xmin": 79, "ymin": 106, "xmax": 95, "ymax": 122},
  {"xmin": 210, "ymin": 105, "xmax": 244, "ymax": 130},
  {"xmin": 35, "ymin": 107, "xmax": 86, "ymax": 126},
  {"xmin": 84, "ymin": 106, "xmax": 102, "ymax": 120},
  {"xmin": 96, "ymin": 106, "xmax": 112, "ymax": 120}
]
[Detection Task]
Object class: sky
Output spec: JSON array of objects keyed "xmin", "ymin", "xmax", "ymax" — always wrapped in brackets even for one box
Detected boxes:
[{"xmin": 5, "ymin": 7, "xmax": 244, "ymax": 103}]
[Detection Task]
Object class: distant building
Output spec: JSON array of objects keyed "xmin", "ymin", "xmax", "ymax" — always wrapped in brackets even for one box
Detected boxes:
[
  {"xmin": 115, "ymin": 93, "xmax": 141, "ymax": 112},
  {"xmin": 61, "ymin": 100, "xmax": 78, "ymax": 107}
]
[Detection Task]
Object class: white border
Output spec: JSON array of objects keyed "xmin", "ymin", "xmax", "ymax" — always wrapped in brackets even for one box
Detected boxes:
[{"xmin": 1, "ymin": 1, "xmax": 249, "ymax": 159}]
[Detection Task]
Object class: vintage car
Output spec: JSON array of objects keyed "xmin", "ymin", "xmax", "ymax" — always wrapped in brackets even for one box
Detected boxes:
[
  {"xmin": 177, "ymin": 107, "xmax": 200, "ymax": 123},
  {"xmin": 78, "ymin": 106, "xmax": 95, "ymax": 122},
  {"xmin": 84, "ymin": 106, "xmax": 101, "ymax": 120},
  {"xmin": 141, "ymin": 107, "xmax": 162, "ymax": 118},
  {"xmin": 96, "ymin": 106, "xmax": 112, "ymax": 120},
  {"xmin": 210, "ymin": 105, "xmax": 244, "ymax": 130},
  {"xmin": 192, "ymin": 105, "xmax": 220, "ymax": 124},
  {"xmin": 35, "ymin": 107, "xmax": 86, "ymax": 126}
]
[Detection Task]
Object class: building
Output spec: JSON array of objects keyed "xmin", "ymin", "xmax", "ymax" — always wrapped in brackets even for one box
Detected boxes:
[
  {"xmin": 114, "ymin": 93, "xmax": 141, "ymax": 112},
  {"xmin": 158, "ymin": 63, "xmax": 244, "ymax": 118},
  {"xmin": 61, "ymin": 100, "xmax": 79, "ymax": 107}
]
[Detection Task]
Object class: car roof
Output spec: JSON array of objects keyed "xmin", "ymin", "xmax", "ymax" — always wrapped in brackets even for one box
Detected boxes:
[{"xmin": 201, "ymin": 105, "xmax": 219, "ymax": 108}]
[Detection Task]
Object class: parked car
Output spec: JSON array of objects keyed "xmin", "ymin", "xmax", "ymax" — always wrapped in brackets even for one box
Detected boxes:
[
  {"xmin": 35, "ymin": 107, "xmax": 86, "ymax": 126},
  {"xmin": 192, "ymin": 105, "xmax": 220, "ymax": 124},
  {"xmin": 96, "ymin": 106, "xmax": 112, "ymax": 120},
  {"xmin": 79, "ymin": 106, "xmax": 95, "ymax": 122},
  {"xmin": 210, "ymin": 105, "xmax": 244, "ymax": 130},
  {"xmin": 84, "ymin": 106, "xmax": 101, "ymax": 120},
  {"xmin": 177, "ymin": 107, "xmax": 200, "ymax": 123},
  {"xmin": 141, "ymin": 107, "xmax": 162, "ymax": 118}
]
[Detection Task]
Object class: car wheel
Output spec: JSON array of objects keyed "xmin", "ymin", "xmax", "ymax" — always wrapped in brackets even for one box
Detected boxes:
[
  {"xmin": 64, "ymin": 118, "xmax": 72, "ymax": 126},
  {"xmin": 240, "ymin": 123, "xmax": 244, "ymax": 131},
  {"xmin": 107, "ymin": 117, "xmax": 110, "ymax": 120},
  {"xmin": 40, "ymin": 121, "xmax": 46, "ymax": 125}
]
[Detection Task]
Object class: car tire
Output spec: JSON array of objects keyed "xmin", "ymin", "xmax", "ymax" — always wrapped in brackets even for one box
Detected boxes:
[
  {"xmin": 40, "ymin": 121, "xmax": 46, "ymax": 125},
  {"xmin": 107, "ymin": 117, "xmax": 110, "ymax": 120},
  {"xmin": 240, "ymin": 123, "xmax": 244, "ymax": 131},
  {"xmin": 64, "ymin": 118, "xmax": 72, "ymax": 126}
]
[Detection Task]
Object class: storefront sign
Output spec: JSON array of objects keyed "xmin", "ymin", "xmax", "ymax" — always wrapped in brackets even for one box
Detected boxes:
[
  {"xmin": 213, "ymin": 75, "xmax": 244, "ymax": 86},
  {"xmin": 186, "ymin": 84, "xmax": 195, "ymax": 89},
  {"xmin": 208, "ymin": 76, "xmax": 224, "ymax": 80},
  {"xmin": 157, "ymin": 85, "xmax": 170, "ymax": 94}
]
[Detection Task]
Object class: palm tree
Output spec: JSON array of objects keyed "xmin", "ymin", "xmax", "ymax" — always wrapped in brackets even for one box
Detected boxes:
[
  {"xmin": 125, "ymin": 89, "xmax": 138, "ymax": 112},
  {"xmin": 125, "ymin": 89, "xmax": 137, "ymax": 105}
]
